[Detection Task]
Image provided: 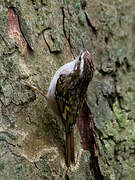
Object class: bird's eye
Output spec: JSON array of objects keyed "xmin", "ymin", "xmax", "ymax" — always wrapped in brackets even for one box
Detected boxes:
[{"xmin": 79, "ymin": 56, "xmax": 81, "ymax": 61}]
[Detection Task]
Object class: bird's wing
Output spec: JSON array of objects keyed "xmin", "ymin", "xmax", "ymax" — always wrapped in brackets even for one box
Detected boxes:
[{"xmin": 55, "ymin": 73, "xmax": 80, "ymax": 130}]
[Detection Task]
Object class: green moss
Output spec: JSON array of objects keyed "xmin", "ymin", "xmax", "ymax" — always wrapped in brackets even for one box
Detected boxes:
[
  {"xmin": 14, "ymin": 164, "xmax": 22, "ymax": 174},
  {"xmin": 0, "ymin": 135, "xmax": 6, "ymax": 141},
  {"xmin": 121, "ymin": 158, "xmax": 135, "ymax": 180},
  {"xmin": 74, "ymin": 2, "xmax": 81, "ymax": 14},
  {"xmin": 98, "ymin": 98, "xmax": 135, "ymax": 177},
  {"xmin": 41, "ymin": 0, "xmax": 47, "ymax": 5},
  {"xmin": 35, "ymin": 156, "xmax": 52, "ymax": 178},
  {"xmin": 0, "ymin": 163, "xmax": 4, "ymax": 171},
  {"xmin": 39, "ymin": 157, "xmax": 45, "ymax": 164},
  {"xmin": 58, "ymin": 0, "xmax": 71, "ymax": 5},
  {"xmin": 8, "ymin": 133, "xmax": 17, "ymax": 140},
  {"xmin": 78, "ymin": 11, "xmax": 87, "ymax": 26},
  {"xmin": 127, "ymin": 92, "xmax": 135, "ymax": 102},
  {"xmin": 113, "ymin": 103, "xmax": 127, "ymax": 128}
]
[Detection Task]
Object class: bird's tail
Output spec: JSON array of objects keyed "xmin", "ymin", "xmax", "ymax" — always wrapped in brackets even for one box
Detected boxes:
[{"xmin": 65, "ymin": 130, "xmax": 75, "ymax": 167}]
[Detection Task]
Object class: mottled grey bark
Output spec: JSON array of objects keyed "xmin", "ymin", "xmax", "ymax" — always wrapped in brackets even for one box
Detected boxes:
[{"xmin": 0, "ymin": 0, "xmax": 135, "ymax": 179}]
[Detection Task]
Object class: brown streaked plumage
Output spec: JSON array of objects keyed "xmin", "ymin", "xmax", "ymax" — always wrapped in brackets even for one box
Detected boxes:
[{"xmin": 46, "ymin": 39, "xmax": 94, "ymax": 167}]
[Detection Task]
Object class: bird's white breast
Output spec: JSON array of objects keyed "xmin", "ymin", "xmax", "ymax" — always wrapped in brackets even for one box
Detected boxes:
[{"xmin": 46, "ymin": 59, "xmax": 78, "ymax": 115}]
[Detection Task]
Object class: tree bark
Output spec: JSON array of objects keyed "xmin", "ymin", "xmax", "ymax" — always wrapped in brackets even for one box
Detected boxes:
[{"xmin": 0, "ymin": 0, "xmax": 135, "ymax": 179}]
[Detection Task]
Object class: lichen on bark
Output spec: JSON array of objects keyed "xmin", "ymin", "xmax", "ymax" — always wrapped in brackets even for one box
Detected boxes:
[{"xmin": 0, "ymin": 0, "xmax": 135, "ymax": 179}]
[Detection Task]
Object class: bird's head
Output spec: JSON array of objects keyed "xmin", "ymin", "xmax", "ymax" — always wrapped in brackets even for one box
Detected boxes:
[{"xmin": 74, "ymin": 39, "xmax": 94, "ymax": 78}]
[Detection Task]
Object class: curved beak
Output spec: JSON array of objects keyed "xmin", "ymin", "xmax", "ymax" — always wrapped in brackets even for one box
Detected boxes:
[{"xmin": 80, "ymin": 37, "xmax": 86, "ymax": 51}]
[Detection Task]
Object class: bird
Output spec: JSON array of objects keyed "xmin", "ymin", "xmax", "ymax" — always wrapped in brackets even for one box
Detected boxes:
[{"xmin": 46, "ymin": 39, "xmax": 94, "ymax": 167}]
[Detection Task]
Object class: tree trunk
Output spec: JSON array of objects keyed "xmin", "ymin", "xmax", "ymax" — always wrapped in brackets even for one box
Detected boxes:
[{"xmin": 0, "ymin": 0, "xmax": 135, "ymax": 179}]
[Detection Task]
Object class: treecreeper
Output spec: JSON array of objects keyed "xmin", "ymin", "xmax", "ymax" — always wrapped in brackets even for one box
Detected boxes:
[{"xmin": 46, "ymin": 39, "xmax": 94, "ymax": 167}]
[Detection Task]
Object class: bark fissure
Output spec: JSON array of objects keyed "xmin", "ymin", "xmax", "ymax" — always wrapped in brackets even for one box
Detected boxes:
[
  {"xmin": 34, "ymin": 162, "xmax": 40, "ymax": 171},
  {"xmin": 0, "ymin": 134, "xmax": 16, "ymax": 147},
  {"xmin": 61, "ymin": 7, "xmax": 74, "ymax": 58},
  {"xmin": 42, "ymin": 30, "xmax": 60, "ymax": 54},
  {"xmin": 77, "ymin": 101, "xmax": 104, "ymax": 180},
  {"xmin": 84, "ymin": 12, "xmax": 97, "ymax": 36},
  {"xmin": 10, "ymin": 7, "xmax": 34, "ymax": 51}
]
